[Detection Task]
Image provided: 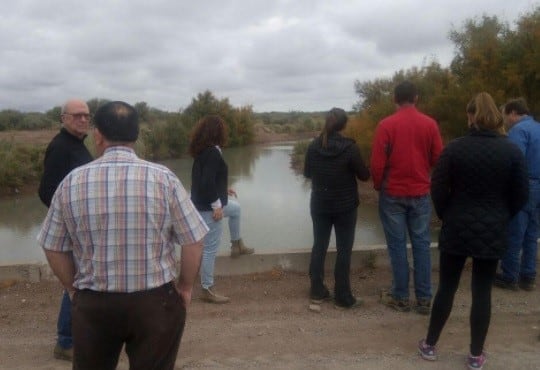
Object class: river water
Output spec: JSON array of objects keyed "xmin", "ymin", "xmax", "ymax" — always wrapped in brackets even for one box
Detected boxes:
[{"xmin": 0, "ymin": 142, "xmax": 434, "ymax": 265}]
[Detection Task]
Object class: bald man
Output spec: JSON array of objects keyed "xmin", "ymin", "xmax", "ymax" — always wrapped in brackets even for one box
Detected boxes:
[{"xmin": 38, "ymin": 99, "xmax": 93, "ymax": 361}]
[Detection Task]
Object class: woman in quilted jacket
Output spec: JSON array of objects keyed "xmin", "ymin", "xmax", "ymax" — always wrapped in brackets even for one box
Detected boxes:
[
  {"xmin": 304, "ymin": 107, "xmax": 370, "ymax": 309},
  {"xmin": 418, "ymin": 92, "xmax": 529, "ymax": 369}
]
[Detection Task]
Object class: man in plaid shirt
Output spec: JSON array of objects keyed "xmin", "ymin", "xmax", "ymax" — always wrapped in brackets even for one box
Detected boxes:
[{"xmin": 38, "ymin": 101, "xmax": 208, "ymax": 370}]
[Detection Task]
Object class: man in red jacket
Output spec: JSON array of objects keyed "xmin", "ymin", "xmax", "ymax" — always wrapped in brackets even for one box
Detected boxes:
[{"xmin": 370, "ymin": 81, "xmax": 443, "ymax": 315}]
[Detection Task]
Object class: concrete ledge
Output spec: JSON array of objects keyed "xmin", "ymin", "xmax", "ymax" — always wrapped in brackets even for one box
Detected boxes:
[
  {"xmin": 0, "ymin": 264, "xmax": 43, "ymax": 283},
  {"xmin": 0, "ymin": 245, "xmax": 442, "ymax": 283}
]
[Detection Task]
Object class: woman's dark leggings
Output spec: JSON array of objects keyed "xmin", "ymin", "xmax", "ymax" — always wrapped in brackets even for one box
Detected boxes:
[
  {"xmin": 426, "ymin": 252, "xmax": 498, "ymax": 356},
  {"xmin": 309, "ymin": 208, "xmax": 357, "ymax": 305}
]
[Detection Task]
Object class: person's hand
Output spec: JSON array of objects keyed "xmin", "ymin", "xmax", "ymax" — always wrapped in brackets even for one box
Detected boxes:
[
  {"xmin": 212, "ymin": 208, "xmax": 223, "ymax": 221},
  {"xmin": 228, "ymin": 188, "xmax": 237, "ymax": 198},
  {"xmin": 175, "ymin": 284, "xmax": 192, "ymax": 308}
]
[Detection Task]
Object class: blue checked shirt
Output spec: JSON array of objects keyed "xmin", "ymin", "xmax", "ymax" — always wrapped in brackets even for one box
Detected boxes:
[{"xmin": 37, "ymin": 146, "xmax": 208, "ymax": 292}]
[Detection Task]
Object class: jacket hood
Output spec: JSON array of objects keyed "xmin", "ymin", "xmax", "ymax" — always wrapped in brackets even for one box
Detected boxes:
[{"xmin": 312, "ymin": 132, "xmax": 355, "ymax": 157}]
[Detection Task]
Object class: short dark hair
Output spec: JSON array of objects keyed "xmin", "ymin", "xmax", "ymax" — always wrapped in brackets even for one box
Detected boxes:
[
  {"xmin": 93, "ymin": 101, "xmax": 139, "ymax": 142},
  {"xmin": 394, "ymin": 81, "xmax": 417, "ymax": 105},
  {"xmin": 503, "ymin": 98, "xmax": 530, "ymax": 116}
]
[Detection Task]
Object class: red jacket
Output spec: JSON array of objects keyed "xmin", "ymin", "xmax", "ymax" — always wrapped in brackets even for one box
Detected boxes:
[{"xmin": 370, "ymin": 105, "xmax": 443, "ymax": 196}]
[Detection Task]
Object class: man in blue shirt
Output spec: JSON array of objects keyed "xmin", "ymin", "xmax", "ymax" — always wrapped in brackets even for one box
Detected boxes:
[{"xmin": 495, "ymin": 98, "xmax": 540, "ymax": 291}]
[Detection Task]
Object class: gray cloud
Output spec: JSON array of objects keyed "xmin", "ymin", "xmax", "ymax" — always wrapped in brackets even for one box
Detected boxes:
[{"xmin": 0, "ymin": 0, "xmax": 534, "ymax": 112}]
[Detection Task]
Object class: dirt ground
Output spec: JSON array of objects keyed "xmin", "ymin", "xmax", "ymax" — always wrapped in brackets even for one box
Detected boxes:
[
  {"xmin": 1, "ymin": 262, "xmax": 539, "ymax": 370},
  {"xmin": 1, "ymin": 129, "xmax": 538, "ymax": 369}
]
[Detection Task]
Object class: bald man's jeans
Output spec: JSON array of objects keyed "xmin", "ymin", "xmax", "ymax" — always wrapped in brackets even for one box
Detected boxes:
[
  {"xmin": 71, "ymin": 282, "xmax": 185, "ymax": 370},
  {"xmin": 56, "ymin": 290, "xmax": 73, "ymax": 349}
]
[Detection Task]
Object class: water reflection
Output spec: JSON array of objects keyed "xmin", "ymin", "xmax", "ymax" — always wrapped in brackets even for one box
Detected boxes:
[
  {"xmin": 0, "ymin": 142, "xmax": 430, "ymax": 265},
  {"xmin": 162, "ymin": 143, "xmax": 391, "ymax": 253},
  {"xmin": 0, "ymin": 196, "xmax": 47, "ymax": 264}
]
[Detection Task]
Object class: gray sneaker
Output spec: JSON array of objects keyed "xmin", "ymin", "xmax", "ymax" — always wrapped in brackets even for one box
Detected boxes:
[{"xmin": 201, "ymin": 287, "xmax": 230, "ymax": 304}]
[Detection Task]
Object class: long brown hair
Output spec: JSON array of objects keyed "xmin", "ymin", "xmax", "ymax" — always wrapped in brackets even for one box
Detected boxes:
[
  {"xmin": 320, "ymin": 107, "xmax": 348, "ymax": 148},
  {"xmin": 466, "ymin": 92, "xmax": 505, "ymax": 134},
  {"xmin": 188, "ymin": 115, "xmax": 228, "ymax": 157}
]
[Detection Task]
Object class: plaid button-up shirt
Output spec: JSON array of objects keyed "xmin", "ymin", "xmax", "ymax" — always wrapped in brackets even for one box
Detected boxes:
[{"xmin": 38, "ymin": 146, "xmax": 208, "ymax": 292}]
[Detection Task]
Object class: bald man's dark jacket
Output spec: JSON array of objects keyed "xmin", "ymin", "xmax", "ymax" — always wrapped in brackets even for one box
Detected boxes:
[{"xmin": 38, "ymin": 128, "xmax": 93, "ymax": 207}]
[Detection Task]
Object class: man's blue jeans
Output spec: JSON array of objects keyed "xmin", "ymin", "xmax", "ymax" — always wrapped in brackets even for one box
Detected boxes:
[
  {"xmin": 500, "ymin": 181, "xmax": 540, "ymax": 282},
  {"xmin": 57, "ymin": 290, "xmax": 73, "ymax": 349},
  {"xmin": 379, "ymin": 193, "xmax": 432, "ymax": 301}
]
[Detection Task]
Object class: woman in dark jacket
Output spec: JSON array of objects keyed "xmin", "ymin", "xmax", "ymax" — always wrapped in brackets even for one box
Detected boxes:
[
  {"xmin": 304, "ymin": 107, "xmax": 370, "ymax": 309},
  {"xmin": 418, "ymin": 92, "xmax": 528, "ymax": 369}
]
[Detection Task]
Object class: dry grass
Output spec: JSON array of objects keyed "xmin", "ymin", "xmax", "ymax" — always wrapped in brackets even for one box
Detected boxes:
[{"xmin": 0, "ymin": 129, "xmax": 58, "ymax": 146}]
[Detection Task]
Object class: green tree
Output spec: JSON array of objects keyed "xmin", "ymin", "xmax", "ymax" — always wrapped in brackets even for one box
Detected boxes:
[
  {"xmin": 134, "ymin": 101, "xmax": 150, "ymax": 122},
  {"xmin": 86, "ymin": 98, "xmax": 111, "ymax": 115},
  {"xmin": 182, "ymin": 90, "xmax": 254, "ymax": 147},
  {"xmin": 449, "ymin": 15, "xmax": 509, "ymax": 101},
  {"xmin": 503, "ymin": 7, "xmax": 540, "ymax": 115},
  {"xmin": 0, "ymin": 110, "xmax": 23, "ymax": 131},
  {"xmin": 46, "ymin": 106, "xmax": 62, "ymax": 123}
]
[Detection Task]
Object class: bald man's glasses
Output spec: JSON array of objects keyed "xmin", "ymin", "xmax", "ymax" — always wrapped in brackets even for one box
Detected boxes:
[{"xmin": 63, "ymin": 113, "xmax": 91, "ymax": 120}]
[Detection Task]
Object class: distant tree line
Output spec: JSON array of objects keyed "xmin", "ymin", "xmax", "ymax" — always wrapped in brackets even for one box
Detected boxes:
[
  {"xmin": 349, "ymin": 7, "xmax": 540, "ymax": 158},
  {"xmin": 292, "ymin": 7, "xmax": 540, "ymax": 171},
  {"xmin": 0, "ymin": 91, "xmax": 256, "ymax": 161},
  {"xmin": 254, "ymin": 111, "xmax": 325, "ymax": 133}
]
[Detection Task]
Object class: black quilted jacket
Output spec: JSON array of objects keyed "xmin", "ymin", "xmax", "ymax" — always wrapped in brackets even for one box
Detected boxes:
[
  {"xmin": 304, "ymin": 132, "xmax": 370, "ymax": 214},
  {"xmin": 432, "ymin": 128, "xmax": 528, "ymax": 259}
]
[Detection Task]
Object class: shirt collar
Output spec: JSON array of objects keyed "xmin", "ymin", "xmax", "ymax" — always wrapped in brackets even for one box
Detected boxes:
[{"xmin": 103, "ymin": 146, "xmax": 137, "ymax": 158}]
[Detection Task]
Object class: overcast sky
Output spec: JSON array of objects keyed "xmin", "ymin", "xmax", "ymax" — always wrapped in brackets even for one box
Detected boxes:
[{"xmin": 1, "ymin": 0, "xmax": 537, "ymax": 113}]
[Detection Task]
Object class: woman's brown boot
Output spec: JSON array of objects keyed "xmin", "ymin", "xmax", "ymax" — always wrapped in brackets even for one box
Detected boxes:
[{"xmin": 230, "ymin": 239, "xmax": 254, "ymax": 258}]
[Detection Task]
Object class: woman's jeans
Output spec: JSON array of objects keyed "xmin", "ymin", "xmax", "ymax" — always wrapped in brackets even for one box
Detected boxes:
[
  {"xmin": 309, "ymin": 208, "xmax": 357, "ymax": 304},
  {"xmin": 200, "ymin": 199, "xmax": 242, "ymax": 289},
  {"xmin": 378, "ymin": 193, "xmax": 432, "ymax": 301}
]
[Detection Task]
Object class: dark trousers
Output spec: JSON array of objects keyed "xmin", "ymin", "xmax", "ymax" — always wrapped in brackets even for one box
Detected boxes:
[
  {"xmin": 72, "ymin": 282, "xmax": 186, "ymax": 370},
  {"xmin": 309, "ymin": 208, "xmax": 357, "ymax": 305},
  {"xmin": 426, "ymin": 252, "xmax": 498, "ymax": 356}
]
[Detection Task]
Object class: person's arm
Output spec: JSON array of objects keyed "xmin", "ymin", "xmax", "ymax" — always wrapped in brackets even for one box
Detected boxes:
[
  {"xmin": 175, "ymin": 240, "xmax": 203, "ymax": 306},
  {"xmin": 430, "ymin": 146, "xmax": 451, "ymax": 220},
  {"xmin": 508, "ymin": 146, "xmax": 529, "ymax": 217},
  {"xmin": 370, "ymin": 125, "xmax": 388, "ymax": 191},
  {"xmin": 39, "ymin": 143, "xmax": 72, "ymax": 207},
  {"xmin": 303, "ymin": 143, "xmax": 312, "ymax": 179},
  {"xmin": 349, "ymin": 144, "xmax": 370, "ymax": 181},
  {"xmin": 198, "ymin": 149, "xmax": 223, "ymax": 205},
  {"xmin": 430, "ymin": 126, "xmax": 444, "ymax": 167},
  {"xmin": 507, "ymin": 126, "xmax": 528, "ymax": 155},
  {"xmin": 43, "ymin": 250, "xmax": 76, "ymax": 296},
  {"xmin": 169, "ymin": 175, "xmax": 209, "ymax": 305}
]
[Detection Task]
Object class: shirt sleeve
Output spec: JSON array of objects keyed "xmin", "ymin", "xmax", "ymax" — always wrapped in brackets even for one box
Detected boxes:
[
  {"xmin": 430, "ymin": 146, "xmax": 451, "ymax": 219},
  {"xmin": 38, "ymin": 143, "xmax": 71, "ymax": 207},
  {"xmin": 370, "ymin": 124, "xmax": 389, "ymax": 191},
  {"xmin": 169, "ymin": 176, "xmax": 209, "ymax": 245},
  {"xmin": 430, "ymin": 125, "xmax": 444, "ymax": 168},
  {"xmin": 349, "ymin": 143, "xmax": 370, "ymax": 181},
  {"xmin": 37, "ymin": 183, "xmax": 72, "ymax": 252},
  {"xmin": 303, "ymin": 144, "xmax": 312, "ymax": 179},
  {"xmin": 508, "ymin": 126, "xmax": 528, "ymax": 155}
]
